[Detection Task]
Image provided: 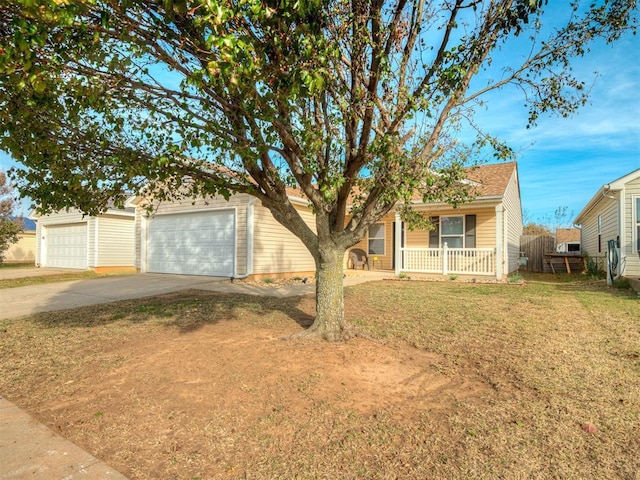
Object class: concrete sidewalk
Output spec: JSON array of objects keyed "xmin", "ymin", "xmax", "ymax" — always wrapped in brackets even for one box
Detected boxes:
[{"xmin": 0, "ymin": 396, "xmax": 129, "ymax": 479}]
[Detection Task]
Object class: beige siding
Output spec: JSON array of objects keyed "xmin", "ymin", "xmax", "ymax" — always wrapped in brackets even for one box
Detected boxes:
[
  {"xmin": 253, "ymin": 203, "xmax": 316, "ymax": 275},
  {"xmin": 95, "ymin": 215, "xmax": 135, "ymax": 267},
  {"xmin": 579, "ymin": 197, "xmax": 618, "ymax": 261},
  {"xmin": 3, "ymin": 232, "xmax": 36, "ymax": 263},
  {"xmin": 502, "ymin": 168, "xmax": 523, "ymax": 274},
  {"xmin": 476, "ymin": 210, "xmax": 497, "ymax": 248},
  {"xmin": 405, "ymin": 228, "xmax": 429, "ymax": 247},
  {"xmin": 136, "ymin": 194, "xmax": 251, "ymax": 275},
  {"xmin": 87, "ymin": 218, "xmax": 97, "ymax": 266},
  {"xmin": 348, "ymin": 213, "xmax": 395, "ymax": 270},
  {"xmin": 404, "ymin": 208, "xmax": 497, "ymax": 248},
  {"xmin": 135, "ymin": 212, "xmax": 142, "ymax": 270},
  {"xmin": 623, "ymin": 177, "xmax": 640, "ymax": 275}
]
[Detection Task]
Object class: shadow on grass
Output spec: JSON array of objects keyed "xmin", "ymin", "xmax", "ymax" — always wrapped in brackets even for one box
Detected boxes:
[{"xmin": 29, "ymin": 289, "xmax": 316, "ymax": 334}]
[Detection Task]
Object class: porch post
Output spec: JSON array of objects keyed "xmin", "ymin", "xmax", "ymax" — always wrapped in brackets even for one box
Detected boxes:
[
  {"xmin": 394, "ymin": 211, "xmax": 402, "ymax": 276},
  {"xmin": 495, "ymin": 205, "xmax": 504, "ymax": 280}
]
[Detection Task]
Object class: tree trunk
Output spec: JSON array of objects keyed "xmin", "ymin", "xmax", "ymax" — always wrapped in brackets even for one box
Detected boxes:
[{"xmin": 305, "ymin": 242, "xmax": 348, "ymax": 341}]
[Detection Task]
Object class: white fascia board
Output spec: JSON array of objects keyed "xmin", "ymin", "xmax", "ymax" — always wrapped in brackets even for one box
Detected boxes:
[
  {"xmin": 576, "ymin": 169, "xmax": 640, "ymax": 224},
  {"xmin": 408, "ymin": 195, "xmax": 504, "ymax": 209},
  {"xmin": 608, "ymin": 168, "xmax": 640, "ymax": 190},
  {"xmin": 574, "ymin": 187, "xmax": 607, "ymax": 225}
]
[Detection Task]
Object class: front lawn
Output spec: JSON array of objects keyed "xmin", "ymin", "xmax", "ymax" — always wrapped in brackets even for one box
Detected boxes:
[{"xmin": 0, "ymin": 276, "xmax": 638, "ymax": 479}]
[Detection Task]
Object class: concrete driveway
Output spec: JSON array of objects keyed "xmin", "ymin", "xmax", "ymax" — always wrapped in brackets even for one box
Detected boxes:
[
  {"xmin": 0, "ymin": 268, "xmax": 394, "ymax": 320},
  {"xmin": 0, "ymin": 273, "xmax": 230, "ymax": 320}
]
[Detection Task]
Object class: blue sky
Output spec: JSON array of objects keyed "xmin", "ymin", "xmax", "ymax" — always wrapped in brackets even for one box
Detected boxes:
[
  {"xmin": 1, "ymin": 8, "xmax": 638, "ymax": 224},
  {"xmin": 468, "ymin": 32, "xmax": 640, "ymax": 226}
]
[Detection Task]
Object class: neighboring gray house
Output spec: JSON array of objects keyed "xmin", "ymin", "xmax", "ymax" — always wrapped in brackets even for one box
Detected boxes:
[
  {"xmin": 574, "ymin": 168, "xmax": 640, "ymax": 278},
  {"xmin": 30, "ymin": 207, "xmax": 136, "ymax": 272}
]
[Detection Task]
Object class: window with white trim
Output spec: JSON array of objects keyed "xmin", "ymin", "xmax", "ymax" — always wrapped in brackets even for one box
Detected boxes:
[
  {"xmin": 440, "ymin": 216, "xmax": 464, "ymax": 248},
  {"xmin": 428, "ymin": 215, "xmax": 476, "ymax": 248},
  {"xmin": 368, "ymin": 223, "xmax": 385, "ymax": 255}
]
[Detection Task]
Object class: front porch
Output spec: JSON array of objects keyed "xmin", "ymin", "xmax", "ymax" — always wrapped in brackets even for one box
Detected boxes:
[{"xmin": 399, "ymin": 246, "xmax": 497, "ymax": 277}]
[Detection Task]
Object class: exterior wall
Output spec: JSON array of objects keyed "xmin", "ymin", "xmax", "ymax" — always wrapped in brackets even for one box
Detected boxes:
[
  {"xmin": 502, "ymin": 168, "xmax": 523, "ymax": 274},
  {"xmin": 2, "ymin": 232, "xmax": 36, "ymax": 263},
  {"xmin": 348, "ymin": 212, "xmax": 395, "ymax": 270},
  {"xmin": 33, "ymin": 210, "xmax": 89, "ymax": 267},
  {"xmin": 136, "ymin": 194, "xmax": 250, "ymax": 275},
  {"xmin": 348, "ymin": 207, "xmax": 499, "ymax": 271},
  {"xmin": 622, "ymin": 177, "xmax": 640, "ymax": 275},
  {"xmin": 404, "ymin": 207, "xmax": 497, "ymax": 249},
  {"xmin": 579, "ymin": 196, "xmax": 618, "ymax": 264},
  {"xmin": 252, "ymin": 202, "xmax": 316, "ymax": 275},
  {"xmin": 94, "ymin": 215, "xmax": 135, "ymax": 267}
]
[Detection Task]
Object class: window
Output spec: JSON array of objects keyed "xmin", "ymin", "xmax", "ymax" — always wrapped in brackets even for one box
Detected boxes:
[
  {"xmin": 440, "ymin": 216, "xmax": 464, "ymax": 248},
  {"xmin": 635, "ymin": 197, "xmax": 640, "ymax": 252},
  {"xmin": 597, "ymin": 215, "xmax": 602, "ymax": 253},
  {"xmin": 368, "ymin": 223, "xmax": 385, "ymax": 255},
  {"xmin": 428, "ymin": 215, "xmax": 476, "ymax": 248}
]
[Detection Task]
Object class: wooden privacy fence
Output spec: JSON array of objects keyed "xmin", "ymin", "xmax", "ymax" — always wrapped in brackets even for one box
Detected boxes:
[{"xmin": 520, "ymin": 235, "xmax": 555, "ymax": 272}]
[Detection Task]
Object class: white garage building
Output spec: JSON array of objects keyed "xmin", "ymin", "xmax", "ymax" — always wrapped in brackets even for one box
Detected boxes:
[{"xmin": 31, "ymin": 207, "xmax": 135, "ymax": 271}]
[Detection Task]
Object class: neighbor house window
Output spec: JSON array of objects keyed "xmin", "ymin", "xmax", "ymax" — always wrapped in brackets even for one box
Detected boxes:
[
  {"xmin": 597, "ymin": 215, "xmax": 602, "ymax": 253},
  {"xmin": 368, "ymin": 223, "xmax": 385, "ymax": 255},
  {"xmin": 635, "ymin": 197, "xmax": 640, "ymax": 252}
]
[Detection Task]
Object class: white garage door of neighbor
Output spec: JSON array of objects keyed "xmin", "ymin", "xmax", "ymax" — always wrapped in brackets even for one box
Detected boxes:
[
  {"xmin": 44, "ymin": 223, "xmax": 88, "ymax": 269},
  {"xmin": 147, "ymin": 210, "xmax": 236, "ymax": 276}
]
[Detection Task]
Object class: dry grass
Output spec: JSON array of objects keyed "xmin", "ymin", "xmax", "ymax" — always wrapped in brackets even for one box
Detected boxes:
[
  {"xmin": 0, "ymin": 275, "xmax": 638, "ymax": 479},
  {"xmin": 0, "ymin": 270, "xmax": 100, "ymax": 289}
]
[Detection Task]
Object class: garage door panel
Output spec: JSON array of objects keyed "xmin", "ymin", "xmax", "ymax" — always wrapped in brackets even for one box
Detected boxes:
[
  {"xmin": 147, "ymin": 211, "xmax": 235, "ymax": 276},
  {"xmin": 44, "ymin": 224, "xmax": 88, "ymax": 269}
]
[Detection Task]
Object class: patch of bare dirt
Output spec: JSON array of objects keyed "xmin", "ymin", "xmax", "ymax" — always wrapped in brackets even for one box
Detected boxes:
[{"xmin": 6, "ymin": 302, "xmax": 487, "ymax": 479}]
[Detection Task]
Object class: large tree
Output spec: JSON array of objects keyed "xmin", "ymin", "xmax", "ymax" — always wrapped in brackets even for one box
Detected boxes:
[{"xmin": 0, "ymin": 0, "xmax": 636, "ymax": 339}]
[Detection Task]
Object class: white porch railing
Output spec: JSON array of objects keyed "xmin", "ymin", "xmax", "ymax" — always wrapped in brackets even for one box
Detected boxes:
[{"xmin": 401, "ymin": 246, "xmax": 496, "ymax": 276}]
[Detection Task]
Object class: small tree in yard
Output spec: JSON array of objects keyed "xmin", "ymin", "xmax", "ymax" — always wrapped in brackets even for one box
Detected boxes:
[
  {"xmin": 0, "ymin": 1, "xmax": 636, "ymax": 339},
  {"xmin": 0, "ymin": 172, "xmax": 22, "ymax": 264}
]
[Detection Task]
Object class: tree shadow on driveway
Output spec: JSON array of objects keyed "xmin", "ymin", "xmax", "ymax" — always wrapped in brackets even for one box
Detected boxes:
[{"xmin": 26, "ymin": 288, "xmax": 316, "ymax": 334}]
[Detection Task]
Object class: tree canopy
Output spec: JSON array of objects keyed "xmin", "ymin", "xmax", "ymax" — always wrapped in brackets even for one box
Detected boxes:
[{"xmin": 0, "ymin": 0, "xmax": 636, "ymax": 338}]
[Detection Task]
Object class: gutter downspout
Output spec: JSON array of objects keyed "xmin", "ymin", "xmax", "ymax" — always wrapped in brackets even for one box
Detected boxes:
[{"xmin": 617, "ymin": 187, "xmax": 624, "ymax": 279}]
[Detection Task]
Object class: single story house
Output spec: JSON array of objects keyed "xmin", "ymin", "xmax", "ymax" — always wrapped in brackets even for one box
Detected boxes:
[
  {"xmin": 349, "ymin": 161, "xmax": 522, "ymax": 278},
  {"xmin": 131, "ymin": 161, "xmax": 522, "ymax": 280},
  {"xmin": 31, "ymin": 161, "xmax": 522, "ymax": 280},
  {"xmin": 30, "ymin": 207, "xmax": 136, "ymax": 271},
  {"xmin": 574, "ymin": 168, "xmax": 640, "ymax": 278}
]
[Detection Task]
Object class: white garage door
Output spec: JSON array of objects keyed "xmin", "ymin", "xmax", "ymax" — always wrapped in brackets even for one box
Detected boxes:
[
  {"xmin": 44, "ymin": 223, "xmax": 88, "ymax": 269},
  {"xmin": 147, "ymin": 210, "xmax": 235, "ymax": 276}
]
